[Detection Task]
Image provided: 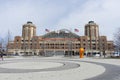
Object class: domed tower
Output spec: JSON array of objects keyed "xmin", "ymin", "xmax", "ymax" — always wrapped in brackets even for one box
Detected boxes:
[
  {"xmin": 22, "ymin": 21, "xmax": 36, "ymax": 40},
  {"xmin": 85, "ymin": 21, "xmax": 99, "ymax": 40}
]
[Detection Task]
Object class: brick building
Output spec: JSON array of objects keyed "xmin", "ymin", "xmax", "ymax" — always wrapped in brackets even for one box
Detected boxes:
[{"xmin": 7, "ymin": 21, "xmax": 114, "ymax": 56}]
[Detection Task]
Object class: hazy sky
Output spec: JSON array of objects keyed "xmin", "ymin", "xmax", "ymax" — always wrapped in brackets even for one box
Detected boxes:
[{"xmin": 0, "ymin": 0, "xmax": 120, "ymax": 40}]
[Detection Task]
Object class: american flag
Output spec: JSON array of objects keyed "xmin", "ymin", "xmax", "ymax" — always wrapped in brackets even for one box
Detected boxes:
[
  {"xmin": 45, "ymin": 29, "xmax": 50, "ymax": 32},
  {"xmin": 74, "ymin": 29, "xmax": 79, "ymax": 32}
]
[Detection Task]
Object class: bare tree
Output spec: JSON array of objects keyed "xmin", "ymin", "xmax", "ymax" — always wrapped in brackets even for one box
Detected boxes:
[{"xmin": 114, "ymin": 28, "xmax": 120, "ymax": 53}]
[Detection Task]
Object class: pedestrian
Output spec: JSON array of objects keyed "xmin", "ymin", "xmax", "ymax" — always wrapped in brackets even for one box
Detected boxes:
[
  {"xmin": 103, "ymin": 51, "xmax": 106, "ymax": 58},
  {"xmin": 0, "ymin": 49, "xmax": 4, "ymax": 61}
]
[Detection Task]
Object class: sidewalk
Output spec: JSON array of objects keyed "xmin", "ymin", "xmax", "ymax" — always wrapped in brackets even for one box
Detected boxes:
[{"xmin": 0, "ymin": 56, "xmax": 107, "ymax": 80}]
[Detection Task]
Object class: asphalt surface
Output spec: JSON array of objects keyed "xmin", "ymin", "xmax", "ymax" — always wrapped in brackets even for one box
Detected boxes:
[
  {"xmin": 0, "ymin": 58, "xmax": 120, "ymax": 80},
  {"xmin": 72, "ymin": 60, "xmax": 120, "ymax": 80},
  {"xmin": 0, "ymin": 59, "xmax": 80, "ymax": 73}
]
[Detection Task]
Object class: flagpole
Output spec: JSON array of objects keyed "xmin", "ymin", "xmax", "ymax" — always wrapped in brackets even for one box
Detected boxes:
[
  {"xmin": 44, "ymin": 29, "xmax": 50, "ymax": 56},
  {"xmin": 74, "ymin": 28, "xmax": 79, "ymax": 56}
]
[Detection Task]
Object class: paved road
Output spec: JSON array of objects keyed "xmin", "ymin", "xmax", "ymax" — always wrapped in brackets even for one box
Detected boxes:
[
  {"xmin": 0, "ymin": 59, "xmax": 80, "ymax": 73},
  {"xmin": 1, "ymin": 58, "xmax": 120, "ymax": 80},
  {"xmin": 72, "ymin": 60, "xmax": 120, "ymax": 80}
]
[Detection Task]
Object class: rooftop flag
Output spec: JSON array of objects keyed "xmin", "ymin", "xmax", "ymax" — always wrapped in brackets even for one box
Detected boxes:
[
  {"xmin": 45, "ymin": 29, "xmax": 50, "ymax": 32},
  {"xmin": 74, "ymin": 29, "xmax": 79, "ymax": 32}
]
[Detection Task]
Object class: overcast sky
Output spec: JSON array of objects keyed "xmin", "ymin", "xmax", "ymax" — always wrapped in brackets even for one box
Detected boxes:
[{"xmin": 0, "ymin": 0, "xmax": 120, "ymax": 40}]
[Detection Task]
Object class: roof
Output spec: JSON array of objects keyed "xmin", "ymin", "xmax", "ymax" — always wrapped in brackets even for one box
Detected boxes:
[
  {"xmin": 23, "ymin": 21, "xmax": 36, "ymax": 27},
  {"xmin": 42, "ymin": 29, "xmax": 80, "ymax": 38}
]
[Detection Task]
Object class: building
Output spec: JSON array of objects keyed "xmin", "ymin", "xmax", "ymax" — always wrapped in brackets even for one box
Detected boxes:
[
  {"xmin": 22, "ymin": 21, "xmax": 36, "ymax": 40},
  {"xmin": 7, "ymin": 21, "xmax": 114, "ymax": 56}
]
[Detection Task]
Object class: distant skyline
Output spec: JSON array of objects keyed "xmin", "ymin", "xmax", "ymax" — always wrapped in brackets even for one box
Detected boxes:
[{"xmin": 0, "ymin": 0, "xmax": 120, "ymax": 40}]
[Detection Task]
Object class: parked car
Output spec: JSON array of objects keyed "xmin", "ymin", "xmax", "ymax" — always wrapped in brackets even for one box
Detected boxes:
[
  {"xmin": 112, "ymin": 52, "xmax": 120, "ymax": 57},
  {"xmin": 95, "ymin": 53, "xmax": 100, "ymax": 57}
]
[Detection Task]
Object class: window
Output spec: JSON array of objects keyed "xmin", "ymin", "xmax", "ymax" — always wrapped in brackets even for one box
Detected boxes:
[
  {"xmin": 92, "ymin": 40, "xmax": 96, "ymax": 42},
  {"xmin": 92, "ymin": 47, "xmax": 96, "ymax": 50},
  {"xmin": 16, "ymin": 39, "xmax": 19, "ymax": 42},
  {"xmin": 83, "ymin": 39, "xmax": 85, "ymax": 41}
]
